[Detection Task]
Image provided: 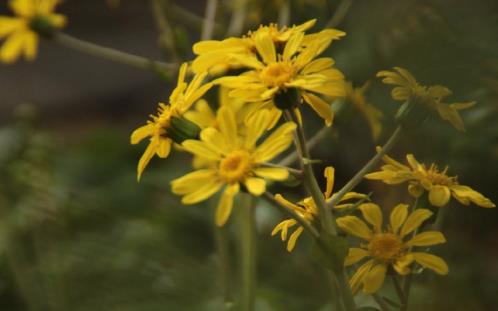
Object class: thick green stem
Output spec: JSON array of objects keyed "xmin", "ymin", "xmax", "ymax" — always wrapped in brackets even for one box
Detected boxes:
[
  {"xmin": 327, "ymin": 126, "xmax": 403, "ymax": 209},
  {"xmin": 53, "ymin": 32, "xmax": 177, "ymax": 72},
  {"xmin": 240, "ymin": 194, "xmax": 256, "ymax": 311},
  {"xmin": 215, "ymin": 224, "xmax": 234, "ymax": 309}
]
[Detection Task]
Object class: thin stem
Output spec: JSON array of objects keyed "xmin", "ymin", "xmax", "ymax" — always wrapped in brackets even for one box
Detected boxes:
[
  {"xmin": 201, "ymin": 0, "xmax": 219, "ymax": 40},
  {"xmin": 240, "ymin": 194, "xmax": 256, "ymax": 311},
  {"xmin": 262, "ymin": 192, "xmax": 319, "ymax": 238},
  {"xmin": 372, "ymin": 293, "xmax": 390, "ymax": 311},
  {"xmin": 325, "ymin": 0, "xmax": 353, "ymax": 28},
  {"xmin": 150, "ymin": 0, "xmax": 180, "ymax": 62},
  {"xmin": 52, "ymin": 32, "xmax": 177, "ymax": 72},
  {"xmin": 286, "ymin": 110, "xmax": 337, "ymax": 235},
  {"xmin": 226, "ymin": 0, "xmax": 247, "ymax": 36},
  {"xmin": 401, "ymin": 275, "xmax": 412, "ymax": 311},
  {"xmin": 277, "ymin": 0, "xmax": 291, "ymax": 27},
  {"xmin": 327, "ymin": 126, "xmax": 403, "ymax": 209},
  {"xmin": 168, "ymin": 2, "xmax": 223, "ymax": 34},
  {"xmin": 214, "ymin": 223, "xmax": 234, "ymax": 309},
  {"xmin": 391, "ymin": 275, "xmax": 405, "ymax": 303},
  {"xmin": 278, "ymin": 126, "xmax": 332, "ymax": 167}
]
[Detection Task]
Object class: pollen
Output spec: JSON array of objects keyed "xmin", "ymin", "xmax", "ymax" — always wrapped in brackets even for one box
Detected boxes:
[
  {"xmin": 368, "ymin": 233, "xmax": 403, "ymax": 262},
  {"xmin": 219, "ymin": 150, "xmax": 252, "ymax": 183},
  {"xmin": 260, "ymin": 62, "xmax": 294, "ymax": 87},
  {"xmin": 424, "ymin": 164, "xmax": 457, "ymax": 186}
]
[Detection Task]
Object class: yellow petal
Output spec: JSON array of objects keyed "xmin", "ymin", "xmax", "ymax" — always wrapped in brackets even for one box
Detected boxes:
[
  {"xmin": 362, "ymin": 263, "xmax": 387, "ymax": 294},
  {"xmin": 400, "ymin": 209, "xmax": 433, "ymax": 238},
  {"xmin": 254, "ymin": 167, "xmax": 289, "ymax": 181},
  {"xmin": 393, "ymin": 254, "xmax": 414, "ymax": 275},
  {"xmin": 287, "ymin": 226, "xmax": 304, "ymax": 252},
  {"xmin": 182, "ymin": 180, "xmax": 223, "ymax": 204},
  {"xmin": 244, "ymin": 177, "xmax": 266, "ymax": 196},
  {"xmin": 0, "ymin": 31, "xmax": 25, "ymax": 63},
  {"xmin": 411, "ymin": 252, "xmax": 449, "ymax": 275},
  {"xmin": 23, "ymin": 30, "xmax": 39, "ymax": 61},
  {"xmin": 171, "ymin": 169, "xmax": 217, "ymax": 194},
  {"xmin": 390, "ymin": 203, "xmax": 408, "ymax": 234},
  {"xmin": 199, "ymin": 128, "xmax": 228, "ymax": 154},
  {"xmin": 274, "ymin": 194, "xmax": 301, "ymax": 212},
  {"xmin": 405, "ymin": 231, "xmax": 446, "ymax": 247},
  {"xmin": 253, "ymin": 122, "xmax": 296, "ymax": 163},
  {"xmin": 349, "ymin": 259, "xmax": 374, "ymax": 294},
  {"xmin": 344, "ymin": 248, "xmax": 369, "ymax": 267},
  {"xmin": 182, "ymin": 140, "xmax": 222, "ymax": 160},
  {"xmin": 217, "ymin": 106, "xmax": 238, "ymax": 145},
  {"xmin": 130, "ymin": 124, "xmax": 154, "ymax": 144},
  {"xmin": 254, "ymin": 31, "xmax": 276, "ymax": 64},
  {"xmin": 155, "ymin": 138, "xmax": 172, "ymax": 158},
  {"xmin": 136, "ymin": 139, "xmax": 158, "ymax": 181},
  {"xmin": 436, "ymin": 103, "xmax": 466, "ymax": 132},
  {"xmin": 336, "ymin": 216, "xmax": 373, "ymax": 240},
  {"xmin": 244, "ymin": 109, "xmax": 271, "ymax": 150},
  {"xmin": 302, "ymin": 92, "xmax": 333, "ymax": 126},
  {"xmin": 324, "ymin": 166, "xmax": 335, "ymax": 199},
  {"xmin": 0, "ymin": 17, "xmax": 24, "ymax": 38},
  {"xmin": 450, "ymin": 185, "xmax": 495, "ymax": 208},
  {"xmin": 10, "ymin": 0, "xmax": 35, "ymax": 17},
  {"xmin": 359, "ymin": 203, "xmax": 383, "ymax": 231},
  {"xmin": 428, "ymin": 185, "xmax": 451, "ymax": 207},
  {"xmin": 215, "ymin": 184, "xmax": 240, "ymax": 226},
  {"xmin": 271, "ymin": 219, "xmax": 297, "ymax": 239},
  {"xmin": 282, "ymin": 31, "xmax": 304, "ymax": 62}
]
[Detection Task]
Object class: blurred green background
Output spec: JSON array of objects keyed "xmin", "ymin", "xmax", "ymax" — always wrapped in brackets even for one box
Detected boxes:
[{"xmin": 0, "ymin": 0, "xmax": 497, "ymax": 310}]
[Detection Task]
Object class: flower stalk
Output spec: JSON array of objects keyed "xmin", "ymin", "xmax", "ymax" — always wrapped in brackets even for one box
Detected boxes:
[{"xmin": 240, "ymin": 194, "xmax": 256, "ymax": 311}]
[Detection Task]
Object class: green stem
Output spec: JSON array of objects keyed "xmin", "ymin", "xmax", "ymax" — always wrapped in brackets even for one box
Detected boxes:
[
  {"xmin": 372, "ymin": 293, "xmax": 390, "ymax": 311},
  {"xmin": 52, "ymin": 32, "xmax": 177, "ymax": 73},
  {"xmin": 401, "ymin": 275, "xmax": 412, "ymax": 311},
  {"xmin": 150, "ymin": 0, "xmax": 180, "ymax": 62},
  {"xmin": 226, "ymin": 0, "xmax": 247, "ymax": 36},
  {"xmin": 327, "ymin": 126, "xmax": 403, "ymax": 209},
  {"xmin": 215, "ymin": 223, "xmax": 234, "ymax": 309},
  {"xmin": 240, "ymin": 194, "xmax": 256, "ymax": 311},
  {"xmin": 201, "ymin": 0, "xmax": 219, "ymax": 40},
  {"xmin": 278, "ymin": 125, "xmax": 332, "ymax": 167},
  {"xmin": 168, "ymin": 2, "xmax": 223, "ymax": 34},
  {"xmin": 325, "ymin": 0, "xmax": 353, "ymax": 28},
  {"xmin": 391, "ymin": 275, "xmax": 405, "ymax": 303}
]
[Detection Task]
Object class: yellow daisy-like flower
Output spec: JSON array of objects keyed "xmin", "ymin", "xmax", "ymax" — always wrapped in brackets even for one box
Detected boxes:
[
  {"xmin": 338, "ymin": 203, "xmax": 448, "ymax": 294},
  {"xmin": 272, "ymin": 166, "xmax": 368, "ymax": 251},
  {"xmin": 0, "ymin": 0, "xmax": 66, "ymax": 63},
  {"xmin": 171, "ymin": 107, "xmax": 296, "ymax": 226},
  {"xmin": 130, "ymin": 63, "xmax": 212, "ymax": 181},
  {"xmin": 191, "ymin": 19, "xmax": 318, "ymax": 75},
  {"xmin": 344, "ymin": 81, "xmax": 383, "ymax": 140},
  {"xmin": 213, "ymin": 29, "xmax": 345, "ymax": 125},
  {"xmin": 365, "ymin": 149, "xmax": 495, "ymax": 208},
  {"xmin": 377, "ymin": 67, "xmax": 476, "ymax": 131}
]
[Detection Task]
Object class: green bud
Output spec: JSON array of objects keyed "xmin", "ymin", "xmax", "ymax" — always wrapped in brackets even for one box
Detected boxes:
[
  {"xmin": 274, "ymin": 87, "xmax": 300, "ymax": 110},
  {"xmin": 168, "ymin": 116, "xmax": 201, "ymax": 144},
  {"xmin": 30, "ymin": 16, "xmax": 57, "ymax": 38}
]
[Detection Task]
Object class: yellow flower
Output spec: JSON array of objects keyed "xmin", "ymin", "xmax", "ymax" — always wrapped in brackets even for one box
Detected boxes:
[
  {"xmin": 344, "ymin": 81, "xmax": 383, "ymax": 140},
  {"xmin": 272, "ymin": 166, "xmax": 368, "ymax": 251},
  {"xmin": 171, "ymin": 108, "xmax": 296, "ymax": 226},
  {"xmin": 130, "ymin": 63, "xmax": 212, "ymax": 181},
  {"xmin": 365, "ymin": 149, "xmax": 495, "ymax": 208},
  {"xmin": 377, "ymin": 67, "xmax": 476, "ymax": 131},
  {"xmin": 213, "ymin": 29, "xmax": 345, "ymax": 125},
  {"xmin": 338, "ymin": 203, "xmax": 448, "ymax": 294},
  {"xmin": 191, "ymin": 19, "xmax": 319, "ymax": 74},
  {"xmin": 0, "ymin": 0, "xmax": 66, "ymax": 63}
]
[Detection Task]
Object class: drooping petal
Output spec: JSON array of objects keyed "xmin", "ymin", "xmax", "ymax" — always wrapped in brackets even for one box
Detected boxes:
[
  {"xmin": 0, "ymin": 31, "xmax": 25, "ymax": 63},
  {"xmin": 130, "ymin": 124, "xmax": 154, "ymax": 144},
  {"xmin": 155, "ymin": 138, "xmax": 172, "ymax": 158},
  {"xmin": 0, "ymin": 17, "xmax": 25, "ymax": 38},
  {"xmin": 390, "ymin": 203, "xmax": 408, "ymax": 234},
  {"xmin": 136, "ymin": 139, "xmax": 158, "ymax": 181},
  {"xmin": 411, "ymin": 252, "xmax": 449, "ymax": 275},
  {"xmin": 215, "ymin": 183, "xmax": 240, "ymax": 226},
  {"xmin": 400, "ymin": 209, "xmax": 433, "ymax": 238},
  {"xmin": 301, "ymin": 92, "xmax": 334, "ymax": 126},
  {"xmin": 337, "ymin": 216, "xmax": 373, "ymax": 240},
  {"xmin": 274, "ymin": 194, "xmax": 301, "ymax": 212},
  {"xmin": 286, "ymin": 226, "xmax": 304, "ymax": 252},
  {"xmin": 324, "ymin": 166, "xmax": 335, "ymax": 199},
  {"xmin": 450, "ymin": 185, "xmax": 495, "ymax": 208},
  {"xmin": 405, "ymin": 231, "xmax": 446, "ymax": 247},
  {"xmin": 359, "ymin": 203, "xmax": 383, "ymax": 232}
]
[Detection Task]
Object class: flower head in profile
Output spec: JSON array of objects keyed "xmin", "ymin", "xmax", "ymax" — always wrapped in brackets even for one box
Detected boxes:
[
  {"xmin": 344, "ymin": 81, "xmax": 383, "ymax": 140},
  {"xmin": 272, "ymin": 166, "xmax": 368, "ymax": 251},
  {"xmin": 131, "ymin": 63, "xmax": 212, "ymax": 181},
  {"xmin": 171, "ymin": 108, "xmax": 296, "ymax": 226},
  {"xmin": 338, "ymin": 203, "xmax": 448, "ymax": 294},
  {"xmin": 191, "ymin": 19, "xmax": 317, "ymax": 75},
  {"xmin": 365, "ymin": 148, "xmax": 495, "ymax": 208},
  {"xmin": 377, "ymin": 67, "xmax": 476, "ymax": 131},
  {"xmin": 0, "ymin": 0, "xmax": 66, "ymax": 63}
]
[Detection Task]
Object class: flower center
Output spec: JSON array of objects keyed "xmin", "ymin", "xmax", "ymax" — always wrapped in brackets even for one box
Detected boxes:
[
  {"xmin": 425, "ymin": 165, "xmax": 457, "ymax": 186},
  {"xmin": 151, "ymin": 104, "xmax": 175, "ymax": 136},
  {"xmin": 219, "ymin": 150, "xmax": 252, "ymax": 183},
  {"xmin": 260, "ymin": 62, "xmax": 294, "ymax": 87},
  {"xmin": 368, "ymin": 233, "xmax": 402, "ymax": 262}
]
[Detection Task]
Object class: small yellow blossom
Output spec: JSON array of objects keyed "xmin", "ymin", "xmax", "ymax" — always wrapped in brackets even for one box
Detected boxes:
[
  {"xmin": 338, "ymin": 203, "xmax": 448, "ymax": 294},
  {"xmin": 272, "ymin": 166, "xmax": 368, "ymax": 251},
  {"xmin": 130, "ymin": 63, "xmax": 212, "ymax": 181},
  {"xmin": 212, "ymin": 28, "xmax": 345, "ymax": 125},
  {"xmin": 365, "ymin": 149, "xmax": 495, "ymax": 208},
  {"xmin": 171, "ymin": 108, "xmax": 296, "ymax": 226},
  {"xmin": 377, "ymin": 67, "xmax": 476, "ymax": 131},
  {"xmin": 0, "ymin": 0, "xmax": 66, "ymax": 63},
  {"xmin": 344, "ymin": 81, "xmax": 383, "ymax": 140}
]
